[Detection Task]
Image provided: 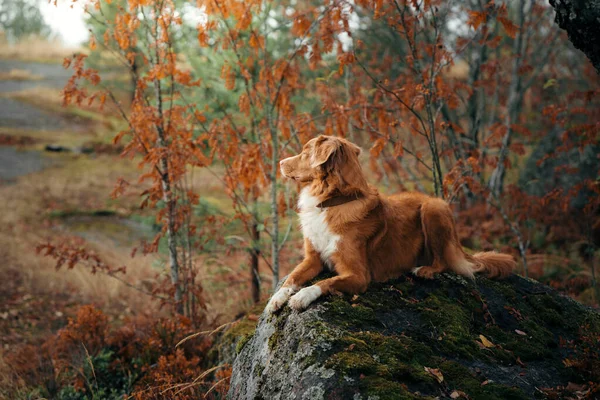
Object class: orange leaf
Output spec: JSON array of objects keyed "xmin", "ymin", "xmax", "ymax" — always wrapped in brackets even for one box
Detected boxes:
[
  {"xmin": 498, "ymin": 16, "xmax": 518, "ymax": 39},
  {"xmin": 370, "ymin": 138, "xmax": 386, "ymax": 158},
  {"xmin": 393, "ymin": 141, "xmax": 404, "ymax": 158},
  {"xmin": 468, "ymin": 10, "xmax": 486, "ymax": 30}
]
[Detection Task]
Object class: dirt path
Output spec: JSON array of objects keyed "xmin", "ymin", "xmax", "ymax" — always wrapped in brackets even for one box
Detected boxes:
[
  {"xmin": 0, "ymin": 59, "xmax": 72, "ymax": 93},
  {"xmin": 0, "ymin": 59, "xmax": 76, "ymax": 129}
]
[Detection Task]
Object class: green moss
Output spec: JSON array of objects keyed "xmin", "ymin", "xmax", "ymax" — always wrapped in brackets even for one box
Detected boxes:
[
  {"xmin": 482, "ymin": 320, "xmax": 555, "ymax": 363},
  {"xmin": 323, "ymin": 331, "xmax": 438, "ymax": 399},
  {"xmin": 212, "ymin": 303, "xmax": 262, "ymax": 363},
  {"xmin": 225, "ymin": 318, "xmax": 258, "ymax": 350},
  {"xmin": 479, "ymin": 279, "xmax": 519, "ymax": 301},
  {"xmin": 254, "ymin": 364, "xmax": 265, "ymax": 378},
  {"xmin": 321, "ymin": 295, "xmax": 379, "ymax": 329},
  {"xmin": 268, "ymin": 307, "xmax": 292, "ymax": 351},
  {"xmin": 415, "ymin": 293, "xmax": 478, "ymax": 359},
  {"xmin": 360, "ymin": 376, "xmax": 429, "ymax": 400},
  {"xmin": 440, "ymin": 361, "xmax": 529, "ymax": 400},
  {"xmin": 236, "ymin": 331, "xmax": 254, "ymax": 354}
]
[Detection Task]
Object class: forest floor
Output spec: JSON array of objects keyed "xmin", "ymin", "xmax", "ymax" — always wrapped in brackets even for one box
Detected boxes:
[
  {"xmin": 0, "ymin": 55, "xmax": 292, "ymax": 375},
  {"xmin": 0, "ymin": 58, "xmax": 156, "ymax": 354}
]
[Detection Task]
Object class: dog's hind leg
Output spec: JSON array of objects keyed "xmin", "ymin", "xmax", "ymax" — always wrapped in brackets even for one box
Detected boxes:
[{"xmin": 413, "ymin": 198, "xmax": 475, "ymax": 279}]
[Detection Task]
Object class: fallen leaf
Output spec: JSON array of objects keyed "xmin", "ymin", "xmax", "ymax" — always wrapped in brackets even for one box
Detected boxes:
[
  {"xmin": 515, "ymin": 329, "xmax": 527, "ymax": 336},
  {"xmin": 563, "ymin": 358, "xmax": 574, "ymax": 367},
  {"xmin": 565, "ymin": 382, "xmax": 588, "ymax": 392},
  {"xmin": 424, "ymin": 367, "xmax": 444, "ymax": 383},
  {"xmin": 450, "ymin": 390, "xmax": 468, "ymax": 399},
  {"xmin": 479, "ymin": 334, "xmax": 495, "ymax": 348}
]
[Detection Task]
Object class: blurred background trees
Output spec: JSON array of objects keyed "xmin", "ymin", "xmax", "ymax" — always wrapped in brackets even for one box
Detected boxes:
[{"xmin": 0, "ymin": 0, "xmax": 50, "ymax": 42}]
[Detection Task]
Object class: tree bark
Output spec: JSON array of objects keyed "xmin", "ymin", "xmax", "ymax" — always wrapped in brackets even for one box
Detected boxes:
[
  {"xmin": 488, "ymin": 0, "xmax": 527, "ymax": 198},
  {"xmin": 268, "ymin": 115, "xmax": 280, "ymax": 291},
  {"xmin": 549, "ymin": 0, "xmax": 600, "ymax": 74},
  {"xmin": 250, "ymin": 221, "xmax": 261, "ymax": 304},
  {"xmin": 154, "ymin": 78, "xmax": 183, "ymax": 315}
]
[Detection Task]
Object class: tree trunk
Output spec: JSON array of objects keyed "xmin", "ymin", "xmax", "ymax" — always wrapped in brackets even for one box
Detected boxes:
[
  {"xmin": 154, "ymin": 78, "xmax": 183, "ymax": 315},
  {"xmin": 269, "ymin": 120, "xmax": 280, "ymax": 291},
  {"xmin": 250, "ymin": 222, "xmax": 260, "ymax": 304},
  {"xmin": 130, "ymin": 58, "xmax": 138, "ymax": 105},
  {"xmin": 488, "ymin": 0, "xmax": 527, "ymax": 198},
  {"xmin": 549, "ymin": 0, "xmax": 600, "ymax": 74}
]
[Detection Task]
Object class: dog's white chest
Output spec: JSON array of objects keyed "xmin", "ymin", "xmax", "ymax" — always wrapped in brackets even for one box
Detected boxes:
[{"xmin": 298, "ymin": 187, "xmax": 340, "ymax": 265}]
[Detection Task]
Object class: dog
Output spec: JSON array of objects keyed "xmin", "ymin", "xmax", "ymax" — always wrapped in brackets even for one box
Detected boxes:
[{"xmin": 266, "ymin": 135, "xmax": 516, "ymax": 313}]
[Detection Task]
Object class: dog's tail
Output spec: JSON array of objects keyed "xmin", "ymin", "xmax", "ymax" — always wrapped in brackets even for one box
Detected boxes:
[{"xmin": 465, "ymin": 251, "xmax": 516, "ymax": 279}]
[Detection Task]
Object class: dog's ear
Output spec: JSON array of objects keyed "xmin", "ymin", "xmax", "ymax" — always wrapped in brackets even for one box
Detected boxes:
[
  {"xmin": 310, "ymin": 136, "xmax": 340, "ymax": 168},
  {"xmin": 346, "ymin": 141, "xmax": 362, "ymax": 157}
]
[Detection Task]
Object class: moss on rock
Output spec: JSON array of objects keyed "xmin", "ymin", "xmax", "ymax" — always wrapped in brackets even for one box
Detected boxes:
[{"xmin": 208, "ymin": 302, "xmax": 263, "ymax": 368}]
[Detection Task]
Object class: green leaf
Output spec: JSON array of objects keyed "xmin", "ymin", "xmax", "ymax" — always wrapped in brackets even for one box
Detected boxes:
[{"xmin": 543, "ymin": 79, "xmax": 557, "ymax": 89}]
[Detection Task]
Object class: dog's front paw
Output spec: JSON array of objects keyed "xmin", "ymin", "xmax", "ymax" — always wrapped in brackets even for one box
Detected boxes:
[
  {"xmin": 289, "ymin": 285, "xmax": 322, "ymax": 311},
  {"xmin": 265, "ymin": 286, "xmax": 296, "ymax": 314}
]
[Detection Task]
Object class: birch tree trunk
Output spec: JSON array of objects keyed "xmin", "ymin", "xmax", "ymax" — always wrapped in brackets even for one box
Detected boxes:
[
  {"xmin": 488, "ymin": 0, "xmax": 527, "ymax": 198},
  {"xmin": 154, "ymin": 77, "xmax": 183, "ymax": 315}
]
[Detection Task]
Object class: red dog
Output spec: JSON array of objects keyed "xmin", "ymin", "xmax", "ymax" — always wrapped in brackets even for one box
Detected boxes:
[{"xmin": 266, "ymin": 135, "xmax": 515, "ymax": 313}]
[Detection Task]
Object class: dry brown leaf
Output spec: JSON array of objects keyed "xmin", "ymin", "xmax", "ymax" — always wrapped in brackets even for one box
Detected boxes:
[
  {"xmin": 424, "ymin": 367, "xmax": 444, "ymax": 383},
  {"xmin": 563, "ymin": 358, "xmax": 574, "ymax": 367}
]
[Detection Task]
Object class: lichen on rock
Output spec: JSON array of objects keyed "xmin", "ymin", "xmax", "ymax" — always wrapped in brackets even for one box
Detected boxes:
[{"xmin": 227, "ymin": 274, "xmax": 600, "ymax": 399}]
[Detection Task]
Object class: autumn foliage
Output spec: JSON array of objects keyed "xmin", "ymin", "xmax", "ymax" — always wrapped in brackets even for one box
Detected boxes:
[{"xmin": 6, "ymin": 305, "xmax": 223, "ymax": 399}]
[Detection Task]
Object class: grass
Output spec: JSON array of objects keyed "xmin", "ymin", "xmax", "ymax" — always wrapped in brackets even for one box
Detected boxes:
[
  {"xmin": 0, "ymin": 69, "xmax": 43, "ymax": 81},
  {"xmin": 0, "ymin": 36, "xmax": 83, "ymax": 64},
  {"xmin": 2, "ymin": 87, "xmax": 123, "ymax": 130}
]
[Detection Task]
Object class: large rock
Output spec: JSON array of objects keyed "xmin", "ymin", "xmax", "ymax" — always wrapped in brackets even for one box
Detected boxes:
[{"xmin": 228, "ymin": 273, "xmax": 600, "ymax": 399}]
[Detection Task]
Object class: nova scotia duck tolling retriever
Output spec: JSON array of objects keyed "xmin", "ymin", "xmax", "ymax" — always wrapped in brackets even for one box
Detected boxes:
[{"xmin": 266, "ymin": 135, "xmax": 516, "ymax": 313}]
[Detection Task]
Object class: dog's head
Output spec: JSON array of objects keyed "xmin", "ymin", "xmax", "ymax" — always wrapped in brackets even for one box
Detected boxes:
[{"xmin": 280, "ymin": 135, "xmax": 366, "ymax": 193}]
